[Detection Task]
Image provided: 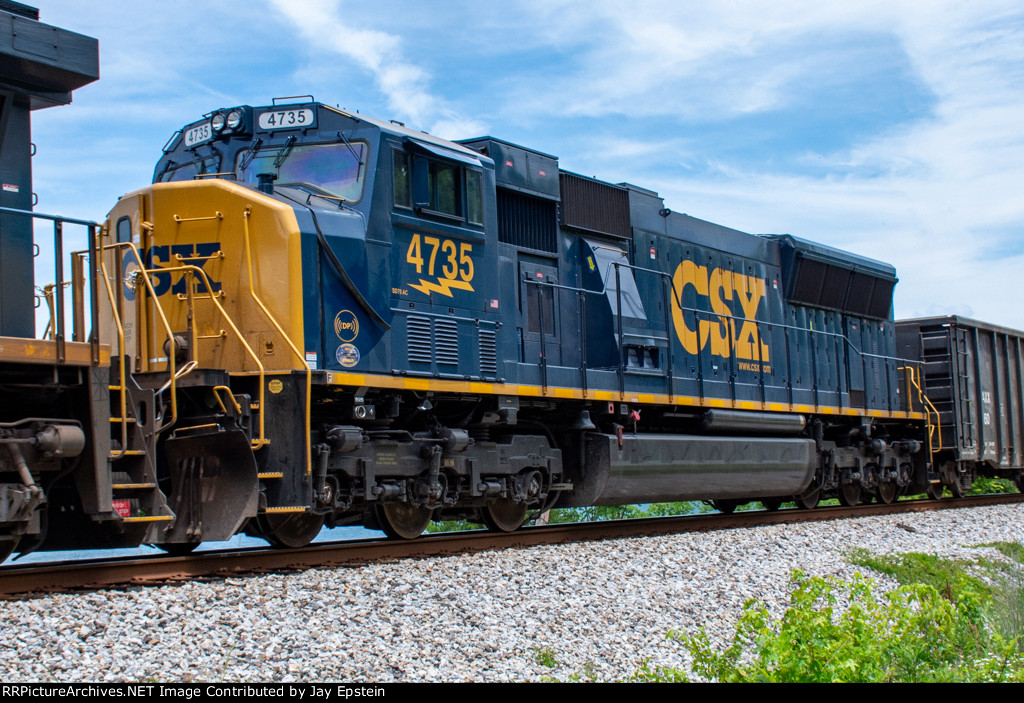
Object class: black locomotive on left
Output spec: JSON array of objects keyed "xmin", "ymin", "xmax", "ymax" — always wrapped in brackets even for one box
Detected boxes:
[{"xmin": 2, "ymin": 5, "xmax": 1021, "ymax": 561}]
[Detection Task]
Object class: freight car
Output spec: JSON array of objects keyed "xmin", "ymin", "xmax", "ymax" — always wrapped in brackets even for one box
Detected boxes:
[
  {"xmin": 2, "ymin": 8, "xmax": 1021, "ymax": 559},
  {"xmin": 897, "ymin": 317, "xmax": 1024, "ymax": 497}
]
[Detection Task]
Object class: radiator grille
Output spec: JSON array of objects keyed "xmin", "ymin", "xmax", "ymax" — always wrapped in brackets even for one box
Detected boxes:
[
  {"xmin": 407, "ymin": 316, "xmax": 432, "ymax": 364},
  {"xmin": 497, "ymin": 188, "xmax": 557, "ymax": 252},
  {"xmin": 479, "ymin": 328, "xmax": 497, "ymax": 376},
  {"xmin": 559, "ymin": 172, "xmax": 631, "ymax": 238},
  {"xmin": 435, "ymin": 318, "xmax": 459, "ymax": 365}
]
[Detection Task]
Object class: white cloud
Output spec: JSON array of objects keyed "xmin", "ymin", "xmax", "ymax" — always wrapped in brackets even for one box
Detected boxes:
[
  {"xmin": 486, "ymin": 0, "xmax": 1024, "ymax": 326},
  {"xmin": 267, "ymin": 0, "xmax": 483, "ymax": 136},
  {"xmin": 22, "ymin": 0, "xmax": 1024, "ymax": 330}
]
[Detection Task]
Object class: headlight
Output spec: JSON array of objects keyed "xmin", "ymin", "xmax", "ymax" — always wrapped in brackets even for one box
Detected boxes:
[
  {"xmin": 211, "ymin": 113, "xmax": 226, "ymax": 132},
  {"xmin": 226, "ymin": 110, "xmax": 243, "ymax": 130}
]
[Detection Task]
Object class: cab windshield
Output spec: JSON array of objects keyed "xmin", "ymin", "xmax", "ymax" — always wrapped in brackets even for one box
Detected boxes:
[
  {"xmin": 235, "ymin": 141, "xmax": 367, "ymax": 202},
  {"xmin": 159, "ymin": 154, "xmax": 221, "ymax": 182}
]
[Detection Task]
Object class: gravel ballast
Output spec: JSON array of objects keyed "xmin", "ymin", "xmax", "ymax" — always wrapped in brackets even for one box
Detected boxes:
[{"xmin": 2, "ymin": 503, "xmax": 1022, "ymax": 682}]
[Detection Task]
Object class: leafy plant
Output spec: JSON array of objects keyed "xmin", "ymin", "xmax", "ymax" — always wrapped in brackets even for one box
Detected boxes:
[
  {"xmin": 425, "ymin": 519, "xmax": 477, "ymax": 533},
  {"xmin": 533, "ymin": 646, "xmax": 558, "ymax": 668},
  {"xmin": 968, "ymin": 476, "xmax": 1019, "ymax": 495},
  {"xmin": 849, "ymin": 543, "xmax": 1024, "ymax": 646},
  {"xmin": 656, "ymin": 570, "xmax": 1024, "ymax": 682}
]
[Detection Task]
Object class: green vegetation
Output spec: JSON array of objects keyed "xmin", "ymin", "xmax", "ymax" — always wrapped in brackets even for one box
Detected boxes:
[
  {"xmin": 425, "ymin": 519, "xmax": 477, "ymax": 533},
  {"xmin": 658, "ymin": 570, "xmax": 1024, "ymax": 682},
  {"xmin": 543, "ymin": 541, "xmax": 1024, "ymax": 682},
  {"xmin": 426, "ymin": 501, "xmax": 710, "ymax": 533},
  {"xmin": 848, "ymin": 544, "xmax": 1024, "ymax": 647},
  {"xmin": 545, "ymin": 502, "xmax": 707, "ymax": 523},
  {"xmin": 533, "ymin": 647, "xmax": 558, "ymax": 669},
  {"xmin": 969, "ymin": 475, "xmax": 1020, "ymax": 495}
]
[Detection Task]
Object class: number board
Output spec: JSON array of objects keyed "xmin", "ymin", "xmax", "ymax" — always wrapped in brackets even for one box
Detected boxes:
[
  {"xmin": 183, "ymin": 121, "xmax": 212, "ymax": 147},
  {"xmin": 257, "ymin": 107, "xmax": 317, "ymax": 131}
]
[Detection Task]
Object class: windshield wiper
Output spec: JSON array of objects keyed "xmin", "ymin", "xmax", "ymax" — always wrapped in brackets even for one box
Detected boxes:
[
  {"xmin": 273, "ymin": 135, "xmax": 297, "ymax": 169},
  {"xmin": 237, "ymin": 136, "xmax": 264, "ymax": 173},
  {"xmin": 335, "ymin": 131, "xmax": 365, "ymax": 179}
]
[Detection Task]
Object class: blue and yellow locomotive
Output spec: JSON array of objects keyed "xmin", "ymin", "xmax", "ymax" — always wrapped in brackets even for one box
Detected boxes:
[
  {"xmin": 9, "ymin": 5, "xmax": 1024, "ymax": 564},
  {"xmin": 8, "ymin": 87, "xmax": 1020, "ymax": 558},
  {"xmin": 84, "ymin": 97, "xmax": 931, "ymax": 549}
]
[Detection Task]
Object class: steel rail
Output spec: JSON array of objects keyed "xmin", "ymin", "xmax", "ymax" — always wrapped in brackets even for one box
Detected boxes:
[{"xmin": 1, "ymin": 493, "xmax": 1021, "ymax": 598}]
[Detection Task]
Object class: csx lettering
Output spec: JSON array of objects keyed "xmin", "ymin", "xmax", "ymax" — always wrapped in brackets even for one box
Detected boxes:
[
  {"xmin": 670, "ymin": 261, "xmax": 770, "ymax": 362},
  {"xmin": 144, "ymin": 243, "xmax": 222, "ymax": 296}
]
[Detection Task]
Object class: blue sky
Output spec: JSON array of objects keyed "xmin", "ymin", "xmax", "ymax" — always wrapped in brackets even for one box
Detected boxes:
[{"xmin": 27, "ymin": 0, "xmax": 1024, "ymax": 328}]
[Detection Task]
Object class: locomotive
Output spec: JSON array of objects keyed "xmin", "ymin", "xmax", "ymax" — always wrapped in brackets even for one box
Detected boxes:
[{"xmin": 2, "ymin": 11, "xmax": 1022, "ymax": 561}]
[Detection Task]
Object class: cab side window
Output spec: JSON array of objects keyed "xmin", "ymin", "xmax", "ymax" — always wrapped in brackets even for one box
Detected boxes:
[
  {"xmin": 394, "ymin": 151, "xmax": 411, "ymax": 208},
  {"xmin": 396, "ymin": 150, "xmax": 483, "ymax": 227},
  {"xmin": 428, "ymin": 161, "xmax": 461, "ymax": 217}
]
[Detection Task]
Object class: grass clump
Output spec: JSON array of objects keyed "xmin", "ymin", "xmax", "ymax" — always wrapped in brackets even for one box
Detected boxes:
[
  {"xmin": 619, "ymin": 543, "xmax": 1024, "ymax": 682},
  {"xmin": 533, "ymin": 646, "xmax": 558, "ymax": 668},
  {"xmin": 650, "ymin": 569, "xmax": 1024, "ymax": 682}
]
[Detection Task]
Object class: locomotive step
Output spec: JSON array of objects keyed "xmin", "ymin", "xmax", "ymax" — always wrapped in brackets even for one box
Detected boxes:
[
  {"xmin": 108, "ymin": 449, "xmax": 147, "ymax": 457},
  {"xmin": 121, "ymin": 515, "xmax": 173, "ymax": 523},
  {"xmin": 111, "ymin": 482, "xmax": 158, "ymax": 490}
]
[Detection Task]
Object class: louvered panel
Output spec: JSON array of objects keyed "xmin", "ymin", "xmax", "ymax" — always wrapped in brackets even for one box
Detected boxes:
[
  {"xmin": 407, "ymin": 315, "xmax": 432, "ymax": 364},
  {"xmin": 559, "ymin": 172, "xmax": 631, "ymax": 238},
  {"xmin": 435, "ymin": 318, "xmax": 460, "ymax": 365},
  {"xmin": 479, "ymin": 328, "xmax": 497, "ymax": 376},
  {"xmin": 497, "ymin": 188, "xmax": 557, "ymax": 252}
]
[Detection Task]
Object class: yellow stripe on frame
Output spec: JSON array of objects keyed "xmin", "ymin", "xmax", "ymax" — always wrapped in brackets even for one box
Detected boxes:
[{"xmin": 319, "ymin": 371, "xmax": 927, "ymax": 422}]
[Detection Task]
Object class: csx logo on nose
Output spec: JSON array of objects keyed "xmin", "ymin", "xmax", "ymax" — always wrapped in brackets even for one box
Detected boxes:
[
  {"xmin": 670, "ymin": 261, "xmax": 770, "ymax": 362},
  {"xmin": 334, "ymin": 310, "xmax": 359, "ymax": 342}
]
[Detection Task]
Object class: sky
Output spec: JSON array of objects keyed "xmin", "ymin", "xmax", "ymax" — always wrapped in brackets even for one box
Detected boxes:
[{"xmin": 24, "ymin": 0, "xmax": 1024, "ymax": 329}]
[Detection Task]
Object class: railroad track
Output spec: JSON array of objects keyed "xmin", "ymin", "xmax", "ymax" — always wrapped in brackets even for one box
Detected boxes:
[{"xmin": 2, "ymin": 493, "xmax": 1021, "ymax": 598}]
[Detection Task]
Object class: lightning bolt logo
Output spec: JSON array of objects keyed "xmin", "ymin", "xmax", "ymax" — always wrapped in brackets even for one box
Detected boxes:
[{"xmin": 407, "ymin": 277, "xmax": 475, "ymax": 297}]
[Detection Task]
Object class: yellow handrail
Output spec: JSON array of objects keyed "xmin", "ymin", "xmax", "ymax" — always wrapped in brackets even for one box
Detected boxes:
[
  {"xmin": 212, "ymin": 385, "xmax": 243, "ymax": 415},
  {"xmin": 98, "ymin": 239, "xmax": 180, "ymax": 437},
  {"xmin": 97, "ymin": 234, "xmax": 144, "ymax": 459},
  {"xmin": 900, "ymin": 364, "xmax": 944, "ymax": 464},
  {"xmin": 241, "ymin": 206, "xmax": 312, "ymax": 474},
  {"xmin": 153, "ymin": 263, "xmax": 270, "ymax": 449}
]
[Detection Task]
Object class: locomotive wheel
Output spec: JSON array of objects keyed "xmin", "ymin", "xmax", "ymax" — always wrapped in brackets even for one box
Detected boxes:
[
  {"xmin": 925, "ymin": 482, "xmax": 945, "ymax": 500},
  {"xmin": 949, "ymin": 476, "xmax": 966, "ymax": 498},
  {"xmin": 0, "ymin": 533, "xmax": 19, "ymax": 565},
  {"xmin": 712, "ymin": 499, "xmax": 739, "ymax": 514},
  {"xmin": 482, "ymin": 498, "xmax": 528, "ymax": 533},
  {"xmin": 376, "ymin": 503, "xmax": 433, "ymax": 540},
  {"xmin": 760, "ymin": 498, "xmax": 783, "ymax": 512},
  {"xmin": 838, "ymin": 482, "xmax": 862, "ymax": 507},
  {"xmin": 159, "ymin": 541, "xmax": 200, "ymax": 557},
  {"xmin": 876, "ymin": 481, "xmax": 899, "ymax": 505},
  {"xmin": 256, "ymin": 512, "xmax": 325, "ymax": 548},
  {"xmin": 794, "ymin": 484, "xmax": 821, "ymax": 510}
]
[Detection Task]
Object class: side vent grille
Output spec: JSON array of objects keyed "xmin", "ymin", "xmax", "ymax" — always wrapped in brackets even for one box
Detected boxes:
[
  {"xmin": 479, "ymin": 328, "xmax": 497, "ymax": 376},
  {"xmin": 407, "ymin": 316, "xmax": 432, "ymax": 364},
  {"xmin": 559, "ymin": 171, "xmax": 631, "ymax": 239},
  {"xmin": 497, "ymin": 188, "xmax": 557, "ymax": 252},
  {"xmin": 435, "ymin": 318, "xmax": 459, "ymax": 365}
]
